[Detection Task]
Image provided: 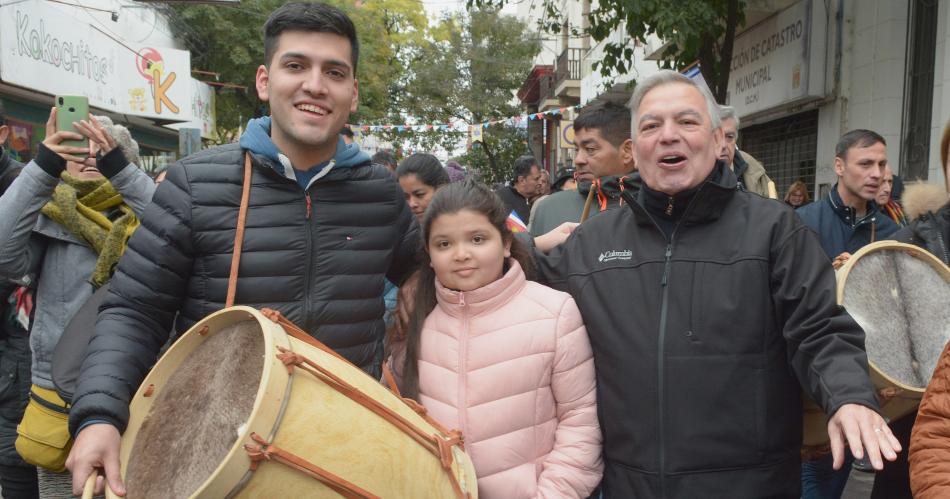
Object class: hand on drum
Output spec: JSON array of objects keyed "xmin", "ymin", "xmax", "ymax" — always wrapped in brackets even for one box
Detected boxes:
[
  {"xmin": 827, "ymin": 403, "xmax": 901, "ymax": 471},
  {"xmin": 66, "ymin": 423, "xmax": 126, "ymax": 497},
  {"xmin": 832, "ymin": 252, "xmax": 852, "ymax": 270}
]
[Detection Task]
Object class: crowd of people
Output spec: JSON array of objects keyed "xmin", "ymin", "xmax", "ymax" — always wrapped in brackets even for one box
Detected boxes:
[{"xmin": 0, "ymin": 2, "xmax": 949, "ymax": 499}]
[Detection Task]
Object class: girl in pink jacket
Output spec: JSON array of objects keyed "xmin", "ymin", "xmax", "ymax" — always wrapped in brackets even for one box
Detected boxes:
[{"xmin": 391, "ymin": 179, "xmax": 603, "ymax": 498}]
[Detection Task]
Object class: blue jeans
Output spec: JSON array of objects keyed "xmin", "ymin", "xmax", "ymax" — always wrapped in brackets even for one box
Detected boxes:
[{"xmin": 801, "ymin": 451, "xmax": 853, "ymax": 499}]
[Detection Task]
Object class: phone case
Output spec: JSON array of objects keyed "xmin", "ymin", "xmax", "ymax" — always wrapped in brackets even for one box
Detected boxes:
[{"xmin": 55, "ymin": 96, "xmax": 89, "ymax": 149}]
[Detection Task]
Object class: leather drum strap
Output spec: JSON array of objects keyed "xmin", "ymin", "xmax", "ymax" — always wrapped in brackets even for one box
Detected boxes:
[{"xmin": 226, "ymin": 153, "xmax": 253, "ymax": 307}]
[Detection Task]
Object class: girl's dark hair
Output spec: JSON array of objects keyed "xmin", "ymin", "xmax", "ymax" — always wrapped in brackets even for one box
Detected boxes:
[
  {"xmin": 395, "ymin": 153, "xmax": 450, "ymax": 189},
  {"xmin": 401, "ymin": 179, "xmax": 535, "ymax": 400}
]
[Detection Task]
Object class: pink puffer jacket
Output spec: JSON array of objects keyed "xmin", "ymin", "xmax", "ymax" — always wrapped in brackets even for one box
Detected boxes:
[{"xmin": 416, "ymin": 260, "xmax": 602, "ymax": 498}]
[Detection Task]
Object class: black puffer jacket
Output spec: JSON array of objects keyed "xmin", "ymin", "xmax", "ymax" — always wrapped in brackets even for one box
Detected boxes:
[
  {"xmin": 895, "ymin": 202, "xmax": 950, "ymax": 265},
  {"xmin": 68, "ymin": 143, "xmax": 419, "ymax": 434},
  {"xmin": 531, "ymin": 165, "xmax": 878, "ymax": 498}
]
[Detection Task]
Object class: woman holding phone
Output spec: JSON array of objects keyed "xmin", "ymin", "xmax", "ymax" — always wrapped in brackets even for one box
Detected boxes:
[{"xmin": 0, "ymin": 104, "xmax": 154, "ymax": 496}]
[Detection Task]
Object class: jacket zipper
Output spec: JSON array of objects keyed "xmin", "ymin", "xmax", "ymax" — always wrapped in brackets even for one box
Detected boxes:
[
  {"xmin": 931, "ymin": 215, "xmax": 950, "ymax": 263},
  {"xmin": 458, "ymin": 291, "xmax": 469, "ymax": 438},
  {"xmin": 657, "ymin": 239, "xmax": 673, "ymax": 498},
  {"xmin": 303, "ymin": 188, "xmax": 314, "ymax": 333},
  {"xmin": 641, "ymin": 190, "xmax": 697, "ymax": 498}
]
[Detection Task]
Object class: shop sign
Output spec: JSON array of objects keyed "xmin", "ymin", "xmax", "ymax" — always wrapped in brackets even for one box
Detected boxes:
[
  {"xmin": 559, "ymin": 121, "xmax": 575, "ymax": 150},
  {"xmin": 0, "ymin": 0, "xmax": 192, "ymax": 122},
  {"xmin": 726, "ymin": 0, "xmax": 826, "ymax": 117},
  {"xmin": 167, "ymin": 79, "xmax": 217, "ymax": 139}
]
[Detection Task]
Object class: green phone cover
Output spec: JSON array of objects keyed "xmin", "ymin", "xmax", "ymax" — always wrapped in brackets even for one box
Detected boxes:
[{"xmin": 55, "ymin": 96, "xmax": 89, "ymax": 149}]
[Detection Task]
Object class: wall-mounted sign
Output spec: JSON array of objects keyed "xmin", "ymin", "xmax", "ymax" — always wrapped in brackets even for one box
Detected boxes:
[
  {"xmin": 726, "ymin": 0, "xmax": 826, "ymax": 118},
  {"xmin": 559, "ymin": 121, "xmax": 575, "ymax": 150},
  {"xmin": 167, "ymin": 78, "xmax": 217, "ymax": 138},
  {"xmin": 0, "ymin": 0, "xmax": 192, "ymax": 122}
]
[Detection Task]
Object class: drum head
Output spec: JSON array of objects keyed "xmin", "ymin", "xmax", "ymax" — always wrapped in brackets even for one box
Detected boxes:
[
  {"xmin": 839, "ymin": 242, "xmax": 950, "ymax": 391},
  {"xmin": 124, "ymin": 320, "xmax": 266, "ymax": 499}
]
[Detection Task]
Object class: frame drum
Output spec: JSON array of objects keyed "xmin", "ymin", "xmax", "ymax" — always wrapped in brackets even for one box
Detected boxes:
[{"xmin": 803, "ymin": 241, "xmax": 950, "ymax": 447}]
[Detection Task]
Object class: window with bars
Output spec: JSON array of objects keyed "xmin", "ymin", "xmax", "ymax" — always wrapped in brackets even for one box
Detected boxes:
[
  {"xmin": 900, "ymin": 0, "xmax": 938, "ymax": 181},
  {"xmin": 738, "ymin": 110, "xmax": 820, "ymax": 200}
]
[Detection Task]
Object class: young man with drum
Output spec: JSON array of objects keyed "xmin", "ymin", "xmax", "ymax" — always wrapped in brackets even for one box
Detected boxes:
[
  {"xmin": 65, "ymin": 3, "xmax": 420, "ymax": 496},
  {"xmin": 525, "ymin": 70, "xmax": 900, "ymax": 498}
]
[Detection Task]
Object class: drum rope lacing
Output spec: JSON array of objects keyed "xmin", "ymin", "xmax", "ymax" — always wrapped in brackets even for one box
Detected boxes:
[
  {"xmin": 244, "ymin": 432, "xmax": 379, "ymax": 499},
  {"xmin": 244, "ymin": 309, "xmax": 472, "ymax": 499}
]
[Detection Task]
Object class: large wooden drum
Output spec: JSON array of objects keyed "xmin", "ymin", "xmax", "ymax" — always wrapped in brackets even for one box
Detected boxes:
[
  {"xmin": 803, "ymin": 241, "xmax": 950, "ymax": 446},
  {"xmin": 107, "ymin": 306, "xmax": 477, "ymax": 498}
]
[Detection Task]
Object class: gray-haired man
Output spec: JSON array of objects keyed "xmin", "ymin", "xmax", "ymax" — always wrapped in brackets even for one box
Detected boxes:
[
  {"xmin": 527, "ymin": 70, "xmax": 898, "ymax": 498},
  {"xmin": 718, "ymin": 105, "xmax": 776, "ymax": 198}
]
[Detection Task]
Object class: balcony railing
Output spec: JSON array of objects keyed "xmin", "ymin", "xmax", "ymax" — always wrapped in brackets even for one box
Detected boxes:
[{"xmin": 555, "ymin": 48, "xmax": 583, "ymax": 86}]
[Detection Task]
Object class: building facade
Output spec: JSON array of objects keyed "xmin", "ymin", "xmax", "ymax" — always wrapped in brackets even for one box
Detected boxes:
[
  {"xmin": 519, "ymin": 0, "xmax": 950, "ymax": 195},
  {"xmin": 0, "ymin": 0, "xmax": 215, "ymax": 172}
]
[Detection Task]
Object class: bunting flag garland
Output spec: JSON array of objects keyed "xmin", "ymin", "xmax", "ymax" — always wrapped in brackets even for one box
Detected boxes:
[{"xmin": 348, "ymin": 105, "xmax": 581, "ymax": 135}]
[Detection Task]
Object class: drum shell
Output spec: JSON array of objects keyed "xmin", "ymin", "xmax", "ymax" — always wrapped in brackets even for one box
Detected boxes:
[
  {"xmin": 111, "ymin": 307, "xmax": 477, "ymax": 498},
  {"xmin": 801, "ymin": 241, "xmax": 950, "ymax": 447}
]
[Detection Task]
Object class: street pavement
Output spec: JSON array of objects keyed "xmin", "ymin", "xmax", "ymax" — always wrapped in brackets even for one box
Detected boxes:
[{"xmin": 842, "ymin": 468, "xmax": 875, "ymax": 498}]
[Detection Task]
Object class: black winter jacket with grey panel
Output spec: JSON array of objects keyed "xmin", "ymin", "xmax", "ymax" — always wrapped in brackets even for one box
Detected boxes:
[
  {"xmin": 68, "ymin": 143, "xmax": 420, "ymax": 434},
  {"xmin": 531, "ymin": 165, "xmax": 878, "ymax": 498}
]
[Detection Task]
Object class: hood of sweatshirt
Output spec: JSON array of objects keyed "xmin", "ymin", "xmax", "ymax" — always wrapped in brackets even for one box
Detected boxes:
[{"xmin": 238, "ymin": 116, "xmax": 370, "ymax": 171}]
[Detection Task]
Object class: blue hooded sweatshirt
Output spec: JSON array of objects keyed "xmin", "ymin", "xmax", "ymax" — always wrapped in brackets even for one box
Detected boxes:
[{"xmin": 238, "ymin": 116, "xmax": 370, "ymax": 190}]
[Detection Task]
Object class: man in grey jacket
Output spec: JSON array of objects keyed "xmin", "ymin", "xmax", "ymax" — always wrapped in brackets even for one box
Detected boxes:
[{"xmin": 0, "ymin": 108, "xmax": 154, "ymax": 496}]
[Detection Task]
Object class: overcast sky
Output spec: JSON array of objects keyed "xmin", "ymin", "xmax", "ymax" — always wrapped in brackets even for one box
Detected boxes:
[{"xmin": 421, "ymin": 0, "xmax": 519, "ymax": 21}]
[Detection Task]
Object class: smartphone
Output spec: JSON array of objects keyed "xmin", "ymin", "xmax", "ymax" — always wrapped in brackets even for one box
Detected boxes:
[{"xmin": 55, "ymin": 95, "xmax": 89, "ymax": 148}]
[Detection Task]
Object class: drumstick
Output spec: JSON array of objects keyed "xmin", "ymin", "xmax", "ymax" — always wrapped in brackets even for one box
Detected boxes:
[
  {"xmin": 580, "ymin": 186, "xmax": 595, "ymax": 222},
  {"xmin": 82, "ymin": 472, "xmax": 97, "ymax": 499}
]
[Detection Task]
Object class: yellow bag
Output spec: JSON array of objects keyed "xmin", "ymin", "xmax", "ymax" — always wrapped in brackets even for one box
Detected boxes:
[{"xmin": 15, "ymin": 385, "xmax": 73, "ymax": 472}]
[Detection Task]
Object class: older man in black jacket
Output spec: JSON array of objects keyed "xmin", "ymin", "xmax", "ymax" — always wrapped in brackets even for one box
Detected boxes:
[
  {"xmin": 529, "ymin": 70, "xmax": 900, "ymax": 498},
  {"xmin": 65, "ymin": 4, "xmax": 419, "ymax": 496}
]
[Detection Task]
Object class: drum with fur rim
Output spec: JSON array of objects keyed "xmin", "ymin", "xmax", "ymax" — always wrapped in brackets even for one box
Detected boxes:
[{"xmin": 802, "ymin": 241, "xmax": 950, "ymax": 447}]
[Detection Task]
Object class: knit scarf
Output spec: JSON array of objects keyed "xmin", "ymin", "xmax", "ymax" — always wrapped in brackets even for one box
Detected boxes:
[{"xmin": 40, "ymin": 173, "xmax": 139, "ymax": 288}]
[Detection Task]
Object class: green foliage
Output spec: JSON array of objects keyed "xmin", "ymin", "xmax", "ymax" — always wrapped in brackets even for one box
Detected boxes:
[
  {"xmin": 400, "ymin": 6, "xmax": 538, "ymax": 178},
  {"xmin": 168, "ymin": 0, "xmax": 537, "ymax": 179},
  {"xmin": 456, "ymin": 126, "xmax": 531, "ymax": 185},
  {"xmin": 468, "ymin": 0, "xmax": 746, "ymax": 102}
]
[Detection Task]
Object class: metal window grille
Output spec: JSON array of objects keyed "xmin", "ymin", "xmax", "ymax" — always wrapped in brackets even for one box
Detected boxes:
[
  {"xmin": 900, "ymin": 0, "xmax": 939, "ymax": 181},
  {"xmin": 738, "ymin": 109, "xmax": 820, "ymax": 200}
]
